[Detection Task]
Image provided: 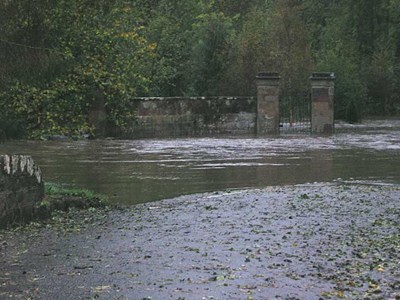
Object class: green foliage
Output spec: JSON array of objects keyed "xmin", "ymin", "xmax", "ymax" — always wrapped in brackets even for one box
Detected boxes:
[
  {"xmin": 309, "ymin": 0, "xmax": 400, "ymax": 121},
  {"xmin": 45, "ymin": 182, "xmax": 108, "ymax": 205},
  {"xmin": 1, "ymin": 0, "xmax": 400, "ymax": 138},
  {"xmin": 364, "ymin": 48, "xmax": 397, "ymax": 115},
  {"xmin": 188, "ymin": 4, "xmax": 237, "ymax": 96},
  {"xmin": 0, "ymin": 0, "xmax": 154, "ymax": 138},
  {"xmin": 317, "ymin": 44, "xmax": 367, "ymax": 122},
  {"xmin": 267, "ymin": 0, "xmax": 313, "ymax": 109},
  {"xmin": 226, "ymin": 6, "xmax": 270, "ymax": 96},
  {"xmin": 141, "ymin": 0, "xmax": 201, "ymax": 96},
  {"xmin": 1, "ymin": 78, "xmax": 91, "ymax": 138}
]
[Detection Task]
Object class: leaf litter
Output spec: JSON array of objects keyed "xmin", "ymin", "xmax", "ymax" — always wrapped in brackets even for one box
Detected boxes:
[{"xmin": 0, "ymin": 183, "xmax": 400, "ymax": 299}]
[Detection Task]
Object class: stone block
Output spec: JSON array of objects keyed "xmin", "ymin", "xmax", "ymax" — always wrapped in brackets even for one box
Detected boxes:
[
  {"xmin": 312, "ymin": 88, "xmax": 330, "ymax": 102},
  {"xmin": 0, "ymin": 155, "xmax": 44, "ymax": 228},
  {"xmin": 256, "ymin": 73, "xmax": 281, "ymax": 135},
  {"xmin": 310, "ymin": 73, "xmax": 335, "ymax": 135}
]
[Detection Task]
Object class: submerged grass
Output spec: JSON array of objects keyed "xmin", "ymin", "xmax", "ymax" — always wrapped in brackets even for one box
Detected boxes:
[
  {"xmin": 40, "ymin": 182, "xmax": 109, "ymax": 214},
  {"xmin": 45, "ymin": 182, "xmax": 108, "ymax": 204},
  {"xmin": 0, "ymin": 184, "xmax": 109, "ymax": 231}
]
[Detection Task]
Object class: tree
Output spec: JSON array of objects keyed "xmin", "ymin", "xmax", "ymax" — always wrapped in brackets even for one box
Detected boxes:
[
  {"xmin": 1, "ymin": 0, "xmax": 400, "ymax": 139},
  {"xmin": 0, "ymin": 0, "xmax": 156, "ymax": 138},
  {"xmin": 188, "ymin": 3, "xmax": 237, "ymax": 96},
  {"xmin": 268, "ymin": 0, "xmax": 313, "ymax": 94},
  {"xmin": 141, "ymin": 0, "xmax": 201, "ymax": 96}
]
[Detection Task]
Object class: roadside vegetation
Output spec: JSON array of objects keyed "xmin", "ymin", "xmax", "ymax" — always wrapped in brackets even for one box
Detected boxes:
[
  {"xmin": 34, "ymin": 183, "xmax": 109, "ymax": 223},
  {"xmin": 45, "ymin": 182, "xmax": 108, "ymax": 204},
  {"xmin": 1, "ymin": 0, "xmax": 399, "ymax": 139}
]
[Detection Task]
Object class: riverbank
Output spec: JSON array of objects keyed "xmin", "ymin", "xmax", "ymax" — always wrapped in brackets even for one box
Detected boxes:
[{"xmin": 1, "ymin": 183, "xmax": 400, "ymax": 299}]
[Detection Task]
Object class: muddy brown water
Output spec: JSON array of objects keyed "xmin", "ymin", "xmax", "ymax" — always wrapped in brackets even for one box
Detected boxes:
[{"xmin": 1, "ymin": 120, "xmax": 399, "ymax": 205}]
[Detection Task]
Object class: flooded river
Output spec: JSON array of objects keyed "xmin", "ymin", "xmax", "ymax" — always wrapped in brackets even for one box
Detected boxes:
[{"xmin": 1, "ymin": 120, "xmax": 399, "ymax": 205}]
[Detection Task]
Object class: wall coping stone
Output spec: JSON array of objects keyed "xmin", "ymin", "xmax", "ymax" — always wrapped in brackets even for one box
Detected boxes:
[
  {"xmin": 131, "ymin": 96, "xmax": 255, "ymax": 101},
  {"xmin": 1, "ymin": 155, "xmax": 42, "ymax": 183},
  {"xmin": 310, "ymin": 72, "xmax": 336, "ymax": 81},
  {"xmin": 256, "ymin": 72, "xmax": 281, "ymax": 80}
]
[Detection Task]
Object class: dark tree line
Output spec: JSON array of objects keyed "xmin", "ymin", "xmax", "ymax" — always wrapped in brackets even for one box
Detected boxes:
[{"xmin": 1, "ymin": 0, "xmax": 399, "ymax": 138}]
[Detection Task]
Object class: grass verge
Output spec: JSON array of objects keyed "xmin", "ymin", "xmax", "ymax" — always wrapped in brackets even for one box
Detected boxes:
[{"xmin": 36, "ymin": 182, "xmax": 109, "ymax": 220}]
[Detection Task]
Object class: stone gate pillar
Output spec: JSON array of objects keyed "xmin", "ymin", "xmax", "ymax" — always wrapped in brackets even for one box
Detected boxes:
[
  {"xmin": 256, "ymin": 72, "xmax": 280, "ymax": 135},
  {"xmin": 310, "ymin": 72, "xmax": 335, "ymax": 135}
]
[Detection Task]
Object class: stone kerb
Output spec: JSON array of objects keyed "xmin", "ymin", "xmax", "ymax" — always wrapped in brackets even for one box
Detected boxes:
[
  {"xmin": 256, "ymin": 72, "xmax": 281, "ymax": 135},
  {"xmin": 0, "ymin": 155, "xmax": 44, "ymax": 228},
  {"xmin": 310, "ymin": 72, "xmax": 335, "ymax": 135}
]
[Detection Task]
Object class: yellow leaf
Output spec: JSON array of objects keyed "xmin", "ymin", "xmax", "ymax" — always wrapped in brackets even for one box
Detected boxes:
[
  {"xmin": 376, "ymin": 265, "xmax": 385, "ymax": 272},
  {"xmin": 337, "ymin": 290, "xmax": 344, "ymax": 298},
  {"xmin": 92, "ymin": 285, "xmax": 111, "ymax": 292}
]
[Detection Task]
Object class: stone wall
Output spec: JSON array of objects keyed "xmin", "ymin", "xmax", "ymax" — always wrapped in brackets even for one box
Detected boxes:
[
  {"xmin": 0, "ymin": 155, "xmax": 44, "ymax": 228},
  {"xmin": 113, "ymin": 96, "xmax": 256, "ymax": 138},
  {"xmin": 90, "ymin": 74, "xmax": 334, "ymax": 138}
]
